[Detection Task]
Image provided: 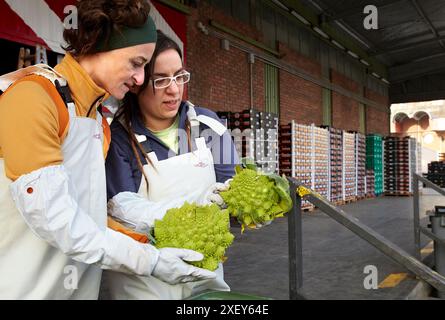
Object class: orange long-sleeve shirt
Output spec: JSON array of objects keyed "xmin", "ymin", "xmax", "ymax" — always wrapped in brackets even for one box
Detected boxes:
[{"xmin": 0, "ymin": 54, "xmax": 110, "ymax": 181}]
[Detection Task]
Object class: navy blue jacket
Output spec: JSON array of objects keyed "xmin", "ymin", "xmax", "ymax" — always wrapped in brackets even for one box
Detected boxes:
[{"xmin": 105, "ymin": 101, "xmax": 239, "ymax": 200}]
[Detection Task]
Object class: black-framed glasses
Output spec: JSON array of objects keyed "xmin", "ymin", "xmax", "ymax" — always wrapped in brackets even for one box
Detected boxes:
[{"xmin": 152, "ymin": 71, "xmax": 191, "ymax": 89}]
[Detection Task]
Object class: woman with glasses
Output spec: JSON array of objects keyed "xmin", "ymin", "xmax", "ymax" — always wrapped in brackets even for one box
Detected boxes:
[
  {"xmin": 104, "ymin": 30, "xmax": 239, "ymax": 299},
  {"xmin": 0, "ymin": 1, "xmax": 216, "ymax": 300}
]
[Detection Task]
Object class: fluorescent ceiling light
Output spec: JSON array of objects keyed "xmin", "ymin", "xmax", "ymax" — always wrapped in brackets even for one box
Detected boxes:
[
  {"xmin": 313, "ymin": 26, "xmax": 329, "ymax": 39},
  {"xmin": 270, "ymin": 0, "xmax": 288, "ymax": 11},
  {"xmin": 371, "ymin": 72, "xmax": 381, "ymax": 79},
  {"xmin": 334, "ymin": 21, "xmax": 372, "ymax": 49},
  {"xmin": 331, "ymin": 40, "xmax": 345, "ymax": 50},
  {"xmin": 347, "ymin": 50, "xmax": 359, "ymax": 59},
  {"xmin": 381, "ymin": 78, "xmax": 390, "ymax": 84},
  {"xmin": 360, "ymin": 59, "xmax": 370, "ymax": 66},
  {"xmin": 290, "ymin": 10, "xmax": 310, "ymax": 25}
]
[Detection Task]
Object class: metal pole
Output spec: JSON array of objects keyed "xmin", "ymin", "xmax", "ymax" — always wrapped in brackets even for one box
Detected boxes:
[
  {"xmin": 287, "ymin": 178, "xmax": 303, "ymax": 300},
  {"xmin": 430, "ymin": 208, "xmax": 445, "ymax": 298},
  {"xmin": 413, "ymin": 173, "xmax": 421, "ymax": 260}
]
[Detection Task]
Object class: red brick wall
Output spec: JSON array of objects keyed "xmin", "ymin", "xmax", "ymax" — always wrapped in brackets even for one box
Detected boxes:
[
  {"xmin": 185, "ymin": 3, "xmax": 389, "ymax": 133},
  {"xmin": 278, "ymin": 43, "xmax": 323, "ymax": 125},
  {"xmin": 365, "ymin": 88, "xmax": 390, "ymax": 135},
  {"xmin": 331, "ymin": 70, "xmax": 360, "ymax": 131},
  {"xmin": 186, "ymin": 2, "xmax": 264, "ymax": 113}
]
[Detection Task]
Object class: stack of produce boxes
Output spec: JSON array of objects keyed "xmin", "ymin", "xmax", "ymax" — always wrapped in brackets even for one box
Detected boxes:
[
  {"xmin": 312, "ymin": 125, "xmax": 330, "ymax": 201},
  {"xmin": 383, "ymin": 136, "xmax": 397, "ymax": 194},
  {"xmin": 278, "ymin": 121, "xmax": 313, "ymax": 210},
  {"xmin": 343, "ymin": 132, "xmax": 357, "ymax": 202},
  {"xmin": 426, "ymin": 161, "xmax": 445, "ymax": 187},
  {"xmin": 326, "ymin": 127, "xmax": 343, "ymax": 205},
  {"xmin": 416, "ymin": 140, "xmax": 422, "ymax": 176},
  {"xmin": 225, "ymin": 109, "xmax": 279, "ymax": 174},
  {"xmin": 355, "ymin": 133, "xmax": 366, "ymax": 199},
  {"xmin": 365, "ymin": 169, "xmax": 376, "ymax": 197},
  {"xmin": 278, "ymin": 123, "xmax": 292, "ymax": 177},
  {"xmin": 257, "ymin": 111, "xmax": 279, "ymax": 174},
  {"xmin": 366, "ymin": 134, "xmax": 384, "ymax": 196},
  {"xmin": 229, "ymin": 109, "xmax": 260, "ymax": 165},
  {"xmin": 384, "ymin": 136, "xmax": 418, "ymax": 195},
  {"xmin": 216, "ymin": 111, "xmax": 231, "ymax": 129},
  {"xmin": 293, "ymin": 123, "xmax": 314, "ymax": 210}
]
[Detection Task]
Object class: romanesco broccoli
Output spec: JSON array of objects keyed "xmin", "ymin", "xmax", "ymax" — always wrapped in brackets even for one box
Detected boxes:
[{"xmin": 154, "ymin": 202, "xmax": 234, "ymax": 271}]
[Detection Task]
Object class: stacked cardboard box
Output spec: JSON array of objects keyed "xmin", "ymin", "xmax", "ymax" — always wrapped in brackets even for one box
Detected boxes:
[
  {"xmin": 293, "ymin": 123, "xmax": 314, "ymax": 210},
  {"xmin": 327, "ymin": 127, "xmax": 343, "ymax": 204},
  {"xmin": 312, "ymin": 126, "xmax": 330, "ymax": 201},
  {"xmin": 278, "ymin": 123, "xmax": 292, "ymax": 177},
  {"xmin": 366, "ymin": 134, "xmax": 384, "ymax": 196},
  {"xmin": 343, "ymin": 132, "xmax": 356, "ymax": 202},
  {"xmin": 223, "ymin": 109, "xmax": 278, "ymax": 174},
  {"xmin": 384, "ymin": 136, "xmax": 418, "ymax": 195},
  {"xmin": 278, "ymin": 121, "xmax": 313, "ymax": 210},
  {"xmin": 355, "ymin": 133, "xmax": 366, "ymax": 199},
  {"xmin": 257, "ymin": 111, "xmax": 279, "ymax": 174},
  {"xmin": 216, "ymin": 111, "xmax": 231, "ymax": 128},
  {"xmin": 365, "ymin": 169, "xmax": 375, "ymax": 197},
  {"xmin": 426, "ymin": 161, "xmax": 445, "ymax": 187}
]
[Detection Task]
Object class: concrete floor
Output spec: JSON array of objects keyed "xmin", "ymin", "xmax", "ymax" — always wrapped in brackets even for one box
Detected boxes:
[{"xmin": 223, "ymin": 193, "xmax": 445, "ymax": 300}]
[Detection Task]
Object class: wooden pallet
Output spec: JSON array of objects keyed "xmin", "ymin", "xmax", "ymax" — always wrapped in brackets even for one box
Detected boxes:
[
  {"xmin": 384, "ymin": 192, "xmax": 413, "ymax": 197},
  {"xmin": 343, "ymin": 197, "xmax": 357, "ymax": 204},
  {"xmin": 301, "ymin": 206, "xmax": 315, "ymax": 212}
]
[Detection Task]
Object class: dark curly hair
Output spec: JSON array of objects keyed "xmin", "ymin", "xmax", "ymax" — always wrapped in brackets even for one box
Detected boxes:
[{"xmin": 63, "ymin": 0, "xmax": 151, "ymax": 56}]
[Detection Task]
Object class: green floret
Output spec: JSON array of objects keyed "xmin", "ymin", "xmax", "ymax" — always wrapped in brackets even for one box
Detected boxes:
[
  {"xmin": 220, "ymin": 164, "xmax": 293, "ymax": 231},
  {"xmin": 153, "ymin": 202, "xmax": 234, "ymax": 271}
]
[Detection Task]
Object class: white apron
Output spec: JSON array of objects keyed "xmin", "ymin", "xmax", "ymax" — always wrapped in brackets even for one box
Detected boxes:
[
  {"xmin": 105, "ymin": 106, "xmax": 230, "ymax": 300},
  {"xmin": 0, "ymin": 66, "xmax": 107, "ymax": 299}
]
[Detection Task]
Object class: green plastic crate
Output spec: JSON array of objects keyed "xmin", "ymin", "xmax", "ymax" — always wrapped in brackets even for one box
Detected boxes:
[{"xmin": 366, "ymin": 134, "xmax": 382, "ymax": 139}]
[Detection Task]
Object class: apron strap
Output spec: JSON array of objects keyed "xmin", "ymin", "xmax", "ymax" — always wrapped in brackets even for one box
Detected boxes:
[
  {"xmin": 0, "ymin": 64, "xmax": 66, "ymax": 92},
  {"xmin": 195, "ymin": 137, "xmax": 207, "ymax": 151},
  {"xmin": 134, "ymin": 134, "xmax": 153, "ymax": 154},
  {"xmin": 186, "ymin": 101, "xmax": 227, "ymax": 138},
  {"xmin": 67, "ymin": 102, "xmax": 76, "ymax": 118},
  {"xmin": 186, "ymin": 101, "xmax": 200, "ymax": 142},
  {"xmin": 135, "ymin": 134, "xmax": 147, "ymax": 143},
  {"xmin": 94, "ymin": 110, "xmax": 103, "ymax": 143},
  {"xmin": 147, "ymin": 151, "xmax": 159, "ymax": 163},
  {"xmin": 195, "ymin": 115, "xmax": 227, "ymax": 136}
]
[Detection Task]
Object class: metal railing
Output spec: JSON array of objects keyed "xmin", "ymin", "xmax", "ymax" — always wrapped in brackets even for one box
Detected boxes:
[
  {"xmin": 413, "ymin": 173, "xmax": 445, "ymax": 259},
  {"xmin": 287, "ymin": 176, "xmax": 445, "ymax": 300}
]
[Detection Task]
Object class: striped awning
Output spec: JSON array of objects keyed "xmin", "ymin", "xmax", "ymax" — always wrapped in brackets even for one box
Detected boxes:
[{"xmin": 0, "ymin": 0, "xmax": 185, "ymax": 55}]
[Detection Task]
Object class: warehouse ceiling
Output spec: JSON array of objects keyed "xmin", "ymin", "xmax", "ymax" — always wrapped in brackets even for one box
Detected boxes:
[{"xmin": 298, "ymin": 0, "xmax": 445, "ymax": 103}]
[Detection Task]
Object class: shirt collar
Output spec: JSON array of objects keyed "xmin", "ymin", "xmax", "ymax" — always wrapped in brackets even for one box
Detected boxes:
[
  {"xmin": 131, "ymin": 100, "xmax": 189, "ymax": 137},
  {"xmin": 54, "ymin": 53, "xmax": 109, "ymax": 115}
]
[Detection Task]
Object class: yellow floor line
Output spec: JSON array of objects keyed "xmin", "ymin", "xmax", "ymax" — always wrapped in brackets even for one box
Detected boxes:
[
  {"xmin": 378, "ymin": 273, "xmax": 409, "ymax": 288},
  {"xmin": 378, "ymin": 241, "xmax": 434, "ymax": 289}
]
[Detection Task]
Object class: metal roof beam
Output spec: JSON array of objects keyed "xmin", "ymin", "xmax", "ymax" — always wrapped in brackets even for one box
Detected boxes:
[
  {"xmin": 389, "ymin": 53, "xmax": 445, "ymax": 82},
  {"xmin": 369, "ymin": 35, "xmax": 445, "ymax": 57},
  {"xmin": 410, "ymin": 0, "xmax": 445, "ymax": 51},
  {"xmin": 322, "ymin": 0, "xmax": 408, "ymax": 23},
  {"xmin": 269, "ymin": 0, "xmax": 389, "ymax": 77}
]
